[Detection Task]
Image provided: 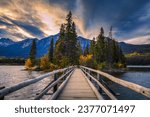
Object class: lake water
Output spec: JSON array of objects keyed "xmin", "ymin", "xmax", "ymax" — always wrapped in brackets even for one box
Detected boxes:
[
  {"xmin": 0, "ymin": 66, "xmax": 52, "ymax": 100},
  {"xmin": 108, "ymin": 71, "xmax": 150, "ymax": 100},
  {"xmin": 0, "ymin": 65, "xmax": 150, "ymax": 100}
]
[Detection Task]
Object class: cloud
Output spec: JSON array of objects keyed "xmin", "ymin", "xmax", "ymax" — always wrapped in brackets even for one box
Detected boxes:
[
  {"xmin": 125, "ymin": 35, "xmax": 150, "ymax": 45},
  {"xmin": 0, "ymin": 0, "xmax": 150, "ymax": 44},
  {"xmin": 0, "ymin": 0, "xmax": 95, "ymax": 40},
  {"xmin": 0, "ymin": 0, "xmax": 68, "ymax": 41}
]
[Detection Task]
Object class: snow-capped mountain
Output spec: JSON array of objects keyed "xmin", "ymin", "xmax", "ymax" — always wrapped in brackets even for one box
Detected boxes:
[
  {"xmin": 0, "ymin": 38, "xmax": 15, "ymax": 47},
  {"xmin": 0, "ymin": 34, "xmax": 149, "ymax": 58},
  {"xmin": 0, "ymin": 34, "xmax": 91, "ymax": 58}
]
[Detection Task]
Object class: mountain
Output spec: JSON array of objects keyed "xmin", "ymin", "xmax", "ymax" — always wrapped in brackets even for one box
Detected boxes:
[
  {"xmin": 78, "ymin": 36, "xmax": 91, "ymax": 49},
  {"xmin": 0, "ymin": 34, "xmax": 150, "ymax": 58},
  {"xmin": 0, "ymin": 38, "xmax": 15, "ymax": 47},
  {"xmin": 119, "ymin": 42, "xmax": 150, "ymax": 54},
  {"xmin": 0, "ymin": 35, "xmax": 58, "ymax": 58},
  {"xmin": 0, "ymin": 38, "xmax": 37, "ymax": 58}
]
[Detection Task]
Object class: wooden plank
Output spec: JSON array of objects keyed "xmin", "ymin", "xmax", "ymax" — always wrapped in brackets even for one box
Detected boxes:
[
  {"xmin": 57, "ymin": 68, "xmax": 103, "ymax": 100},
  {"xmin": 81, "ymin": 66, "xmax": 150, "ymax": 99}
]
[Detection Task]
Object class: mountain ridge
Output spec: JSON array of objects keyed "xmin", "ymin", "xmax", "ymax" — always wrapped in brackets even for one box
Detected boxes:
[{"xmin": 0, "ymin": 34, "xmax": 150, "ymax": 58}]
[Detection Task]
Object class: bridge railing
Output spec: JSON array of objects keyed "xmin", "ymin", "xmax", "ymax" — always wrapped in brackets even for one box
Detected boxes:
[
  {"xmin": 80, "ymin": 66, "xmax": 150, "ymax": 99},
  {"xmin": 0, "ymin": 66, "xmax": 74, "ymax": 99},
  {"xmin": 35, "ymin": 68, "xmax": 74, "ymax": 100}
]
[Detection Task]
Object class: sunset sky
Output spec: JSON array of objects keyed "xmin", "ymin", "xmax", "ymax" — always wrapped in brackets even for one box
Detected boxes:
[{"xmin": 0, "ymin": 0, "xmax": 150, "ymax": 44}]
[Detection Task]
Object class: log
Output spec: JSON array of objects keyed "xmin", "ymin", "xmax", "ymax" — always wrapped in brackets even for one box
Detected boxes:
[
  {"xmin": 81, "ymin": 66, "xmax": 150, "ymax": 99},
  {"xmin": 0, "ymin": 86, "xmax": 5, "ymax": 100}
]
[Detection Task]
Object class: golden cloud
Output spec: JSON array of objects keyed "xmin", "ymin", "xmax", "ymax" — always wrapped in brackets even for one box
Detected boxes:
[{"xmin": 0, "ymin": 0, "xmax": 95, "ymax": 40}]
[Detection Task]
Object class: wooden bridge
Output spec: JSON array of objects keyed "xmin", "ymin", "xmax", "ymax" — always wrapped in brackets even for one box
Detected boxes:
[{"xmin": 0, "ymin": 66, "xmax": 150, "ymax": 100}]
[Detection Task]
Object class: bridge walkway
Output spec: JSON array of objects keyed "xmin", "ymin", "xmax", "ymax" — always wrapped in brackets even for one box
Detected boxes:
[{"xmin": 57, "ymin": 68, "xmax": 103, "ymax": 100}]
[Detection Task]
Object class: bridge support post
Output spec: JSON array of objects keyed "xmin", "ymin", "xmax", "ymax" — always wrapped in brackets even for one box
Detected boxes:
[
  {"xmin": 0, "ymin": 86, "xmax": 5, "ymax": 100},
  {"xmin": 97, "ymin": 73, "xmax": 102, "ymax": 93},
  {"xmin": 88, "ymin": 70, "xmax": 91, "ymax": 81},
  {"xmin": 97, "ymin": 73, "xmax": 99, "ymax": 80},
  {"xmin": 53, "ymin": 74, "xmax": 58, "ymax": 93}
]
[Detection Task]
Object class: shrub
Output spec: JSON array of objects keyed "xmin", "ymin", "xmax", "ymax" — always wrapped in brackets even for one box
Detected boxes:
[
  {"xmin": 40, "ymin": 55, "xmax": 50, "ymax": 70},
  {"xmin": 49, "ymin": 63, "xmax": 59, "ymax": 71},
  {"xmin": 113, "ymin": 62, "xmax": 125, "ymax": 68},
  {"xmin": 126, "ymin": 52, "xmax": 141, "ymax": 57},
  {"xmin": 60, "ymin": 56, "xmax": 70, "ymax": 68},
  {"xmin": 25, "ymin": 58, "xmax": 33, "ymax": 68},
  {"xmin": 97, "ymin": 62, "xmax": 107, "ymax": 70},
  {"xmin": 79, "ymin": 54, "xmax": 94, "ymax": 67}
]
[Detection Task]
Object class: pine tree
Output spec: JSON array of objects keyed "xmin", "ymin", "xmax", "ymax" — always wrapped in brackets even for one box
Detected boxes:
[
  {"xmin": 77, "ymin": 41, "xmax": 83, "ymax": 55},
  {"xmin": 76, "ymin": 41, "xmax": 83, "ymax": 64},
  {"xmin": 118, "ymin": 46, "xmax": 126, "ymax": 66},
  {"xmin": 112, "ymin": 39, "xmax": 120, "ymax": 63},
  {"xmin": 55, "ymin": 11, "xmax": 78, "ymax": 66},
  {"xmin": 84, "ymin": 44, "xmax": 89, "ymax": 55},
  {"xmin": 95, "ymin": 27, "xmax": 106, "ymax": 63},
  {"xmin": 64, "ymin": 11, "xmax": 78, "ymax": 65},
  {"xmin": 48, "ymin": 38, "xmax": 54, "ymax": 63},
  {"xmin": 70, "ymin": 22, "xmax": 78, "ymax": 64},
  {"xmin": 55, "ymin": 24, "xmax": 66, "ymax": 64},
  {"xmin": 89, "ymin": 37, "xmax": 96, "ymax": 57},
  {"xmin": 29, "ymin": 39, "xmax": 36, "ymax": 65}
]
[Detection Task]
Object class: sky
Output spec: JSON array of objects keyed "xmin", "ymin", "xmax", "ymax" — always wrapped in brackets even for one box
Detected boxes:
[{"xmin": 0, "ymin": 0, "xmax": 150, "ymax": 44}]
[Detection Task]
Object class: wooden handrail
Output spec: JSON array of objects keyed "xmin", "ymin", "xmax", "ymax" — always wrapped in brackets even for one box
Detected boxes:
[
  {"xmin": 50, "ymin": 69, "xmax": 74, "ymax": 100},
  {"xmin": 0, "ymin": 66, "xmax": 74, "ymax": 98},
  {"xmin": 81, "ymin": 68, "xmax": 117, "ymax": 100},
  {"xmin": 80, "ymin": 66, "xmax": 150, "ymax": 99},
  {"xmin": 35, "ymin": 68, "xmax": 74, "ymax": 100}
]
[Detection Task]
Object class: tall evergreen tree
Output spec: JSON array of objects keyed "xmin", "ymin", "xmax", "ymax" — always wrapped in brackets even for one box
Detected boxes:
[
  {"xmin": 55, "ymin": 24, "xmax": 66, "ymax": 64},
  {"xmin": 77, "ymin": 41, "xmax": 83, "ymax": 55},
  {"xmin": 112, "ymin": 39, "xmax": 120, "ymax": 63},
  {"xmin": 48, "ymin": 38, "xmax": 54, "ymax": 63},
  {"xmin": 89, "ymin": 37, "xmax": 96, "ymax": 57},
  {"xmin": 76, "ymin": 41, "xmax": 83, "ymax": 64},
  {"xmin": 118, "ymin": 46, "xmax": 126, "ymax": 66},
  {"xmin": 55, "ymin": 11, "xmax": 78, "ymax": 66},
  {"xmin": 84, "ymin": 44, "xmax": 90, "ymax": 55},
  {"xmin": 95, "ymin": 27, "xmax": 106, "ymax": 63},
  {"xmin": 70, "ymin": 22, "xmax": 78, "ymax": 64},
  {"xmin": 29, "ymin": 39, "xmax": 36, "ymax": 65}
]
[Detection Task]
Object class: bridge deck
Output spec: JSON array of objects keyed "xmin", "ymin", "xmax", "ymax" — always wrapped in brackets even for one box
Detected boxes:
[{"xmin": 57, "ymin": 68, "xmax": 103, "ymax": 100}]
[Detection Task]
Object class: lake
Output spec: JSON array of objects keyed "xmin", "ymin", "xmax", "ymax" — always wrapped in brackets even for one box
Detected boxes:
[
  {"xmin": 108, "ymin": 70, "xmax": 150, "ymax": 100},
  {"xmin": 0, "ymin": 65, "xmax": 150, "ymax": 100},
  {"xmin": 0, "ymin": 66, "xmax": 52, "ymax": 99}
]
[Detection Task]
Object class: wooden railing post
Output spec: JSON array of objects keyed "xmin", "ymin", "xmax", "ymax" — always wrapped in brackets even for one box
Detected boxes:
[
  {"xmin": 53, "ymin": 73, "xmax": 58, "ymax": 93},
  {"xmin": 84, "ymin": 68, "xmax": 86, "ymax": 74},
  {"xmin": 97, "ymin": 73, "xmax": 102, "ymax": 93},
  {"xmin": 88, "ymin": 70, "xmax": 91, "ymax": 81},
  {"xmin": 0, "ymin": 86, "xmax": 5, "ymax": 100}
]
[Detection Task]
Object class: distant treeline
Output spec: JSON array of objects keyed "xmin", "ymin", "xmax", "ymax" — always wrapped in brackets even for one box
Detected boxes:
[
  {"xmin": 0, "ymin": 58, "xmax": 25, "ymax": 65},
  {"xmin": 126, "ymin": 52, "xmax": 150, "ymax": 65}
]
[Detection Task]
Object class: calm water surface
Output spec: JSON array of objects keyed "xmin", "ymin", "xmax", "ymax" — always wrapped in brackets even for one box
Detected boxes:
[
  {"xmin": 108, "ymin": 70, "xmax": 150, "ymax": 100},
  {"xmin": 0, "ymin": 65, "xmax": 149, "ymax": 100},
  {"xmin": 0, "ymin": 66, "xmax": 52, "ymax": 99}
]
